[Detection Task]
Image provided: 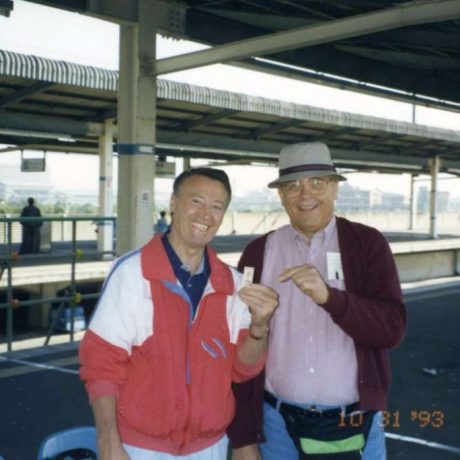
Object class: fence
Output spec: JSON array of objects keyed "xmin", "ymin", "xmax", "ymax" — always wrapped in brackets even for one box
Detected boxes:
[
  {"xmin": 0, "ymin": 216, "xmax": 115, "ymax": 351},
  {"xmin": 0, "ymin": 215, "xmax": 100, "ymax": 246},
  {"xmin": 1, "ymin": 210, "xmax": 459, "ymax": 351},
  {"xmin": 2, "ymin": 211, "xmax": 459, "ymax": 244},
  {"xmin": 217, "ymin": 210, "xmax": 460, "ymax": 236}
]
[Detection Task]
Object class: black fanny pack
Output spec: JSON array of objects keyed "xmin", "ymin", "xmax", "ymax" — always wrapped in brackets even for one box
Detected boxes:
[{"xmin": 264, "ymin": 391, "xmax": 375, "ymax": 459}]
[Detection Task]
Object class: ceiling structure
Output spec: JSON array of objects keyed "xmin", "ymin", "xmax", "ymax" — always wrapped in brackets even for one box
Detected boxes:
[
  {"xmin": 2, "ymin": 0, "xmax": 460, "ymax": 175},
  {"xmin": 1, "ymin": 49, "xmax": 460, "ymax": 175},
  {"xmin": 182, "ymin": 0, "xmax": 460, "ymax": 111},
  {"xmin": 19, "ymin": 0, "xmax": 460, "ymax": 112}
]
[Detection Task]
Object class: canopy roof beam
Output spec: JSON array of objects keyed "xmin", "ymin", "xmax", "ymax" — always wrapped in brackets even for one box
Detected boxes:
[
  {"xmin": 149, "ymin": 0, "xmax": 460, "ymax": 76},
  {"xmin": 0, "ymin": 81, "xmax": 53, "ymax": 107}
]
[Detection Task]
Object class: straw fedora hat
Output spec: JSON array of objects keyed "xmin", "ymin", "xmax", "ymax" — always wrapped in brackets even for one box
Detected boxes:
[{"xmin": 268, "ymin": 142, "xmax": 347, "ymax": 188}]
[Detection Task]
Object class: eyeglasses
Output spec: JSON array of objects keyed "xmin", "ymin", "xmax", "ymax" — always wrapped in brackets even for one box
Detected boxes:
[{"xmin": 282, "ymin": 177, "xmax": 333, "ymax": 197}]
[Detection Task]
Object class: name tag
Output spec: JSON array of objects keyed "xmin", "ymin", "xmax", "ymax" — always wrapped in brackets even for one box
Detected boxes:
[{"xmin": 327, "ymin": 252, "xmax": 344, "ymax": 281}]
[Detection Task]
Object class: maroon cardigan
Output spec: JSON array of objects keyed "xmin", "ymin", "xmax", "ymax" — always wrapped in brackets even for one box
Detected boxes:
[{"xmin": 227, "ymin": 217, "xmax": 407, "ymax": 447}]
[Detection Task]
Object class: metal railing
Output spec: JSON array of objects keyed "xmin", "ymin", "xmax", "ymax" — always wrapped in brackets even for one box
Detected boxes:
[
  {"xmin": 0, "ymin": 215, "xmax": 103, "ymax": 246},
  {"xmin": 0, "ymin": 216, "xmax": 116, "ymax": 352}
]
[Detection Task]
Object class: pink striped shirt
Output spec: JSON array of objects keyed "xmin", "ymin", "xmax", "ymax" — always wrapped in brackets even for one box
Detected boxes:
[{"xmin": 263, "ymin": 217, "xmax": 359, "ymax": 405}]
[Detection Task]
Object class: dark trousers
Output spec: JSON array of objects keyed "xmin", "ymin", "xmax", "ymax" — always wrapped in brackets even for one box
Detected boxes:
[{"xmin": 20, "ymin": 227, "xmax": 41, "ymax": 254}]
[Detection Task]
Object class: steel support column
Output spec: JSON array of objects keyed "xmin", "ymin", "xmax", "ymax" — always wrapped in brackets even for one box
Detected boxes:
[
  {"xmin": 429, "ymin": 156, "xmax": 441, "ymax": 239},
  {"xmin": 409, "ymin": 174, "xmax": 417, "ymax": 231},
  {"xmin": 98, "ymin": 119, "xmax": 115, "ymax": 255}
]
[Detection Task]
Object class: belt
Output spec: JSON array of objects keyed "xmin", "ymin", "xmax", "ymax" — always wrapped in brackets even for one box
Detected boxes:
[{"xmin": 264, "ymin": 391, "xmax": 360, "ymax": 419}]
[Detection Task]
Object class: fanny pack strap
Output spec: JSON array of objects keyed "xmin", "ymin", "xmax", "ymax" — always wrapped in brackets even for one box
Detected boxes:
[{"xmin": 279, "ymin": 406, "xmax": 375, "ymax": 460}]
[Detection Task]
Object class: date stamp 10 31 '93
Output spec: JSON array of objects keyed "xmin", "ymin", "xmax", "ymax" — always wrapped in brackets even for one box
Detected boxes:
[{"xmin": 339, "ymin": 410, "xmax": 445, "ymax": 429}]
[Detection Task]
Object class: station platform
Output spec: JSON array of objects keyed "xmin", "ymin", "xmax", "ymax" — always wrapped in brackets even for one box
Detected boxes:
[
  {"xmin": 1, "ymin": 232, "xmax": 460, "ymax": 458},
  {"xmin": 0, "ymin": 285, "xmax": 459, "ymax": 459},
  {"xmin": 2, "ymin": 232, "xmax": 460, "ymax": 289}
]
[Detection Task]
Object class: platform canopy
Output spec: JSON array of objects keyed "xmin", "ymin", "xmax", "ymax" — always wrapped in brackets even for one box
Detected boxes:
[
  {"xmin": 1, "ymin": 49, "xmax": 460, "ymax": 175},
  {"xmin": 16, "ymin": 0, "xmax": 460, "ymax": 112}
]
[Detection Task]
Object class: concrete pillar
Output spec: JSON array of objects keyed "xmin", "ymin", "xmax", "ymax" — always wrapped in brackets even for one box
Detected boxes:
[
  {"xmin": 429, "ymin": 156, "xmax": 441, "ymax": 239},
  {"xmin": 409, "ymin": 174, "xmax": 417, "ymax": 231},
  {"xmin": 98, "ymin": 119, "xmax": 114, "ymax": 255},
  {"xmin": 116, "ymin": 1, "xmax": 157, "ymax": 255}
]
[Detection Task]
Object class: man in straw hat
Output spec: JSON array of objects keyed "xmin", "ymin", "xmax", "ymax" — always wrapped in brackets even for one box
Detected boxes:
[{"xmin": 228, "ymin": 142, "xmax": 406, "ymax": 460}]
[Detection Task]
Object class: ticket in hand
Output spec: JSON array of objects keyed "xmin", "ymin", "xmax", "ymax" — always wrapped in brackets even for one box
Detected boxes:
[{"xmin": 242, "ymin": 266, "xmax": 255, "ymax": 286}]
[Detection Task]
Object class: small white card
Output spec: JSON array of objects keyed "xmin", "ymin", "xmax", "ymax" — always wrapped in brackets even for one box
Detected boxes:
[
  {"xmin": 327, "ymin": 252, "xmax": 344, "ymax": 281},
  {"xmin": 242, "ymin": 266, "xmax": 255, "ymax": 286}
]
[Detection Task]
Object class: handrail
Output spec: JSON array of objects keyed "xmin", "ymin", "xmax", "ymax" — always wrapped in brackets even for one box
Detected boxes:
[
  {"xmin": 0, "ymin": 215, "xmax": 116, "ymax": 351},
  {"xmin": 0, "ymin": 216, "xmax": 116, "ymax": 223}
]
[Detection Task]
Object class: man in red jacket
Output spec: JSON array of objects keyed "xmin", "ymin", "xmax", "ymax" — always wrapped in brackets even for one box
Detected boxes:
[
  {"xmin": 229, "ymin": 143, "xmax": 406, "ymax": 460},
  {"xmin": 80, "ymin": 168, "xmax": 278, "ymax": 460}
]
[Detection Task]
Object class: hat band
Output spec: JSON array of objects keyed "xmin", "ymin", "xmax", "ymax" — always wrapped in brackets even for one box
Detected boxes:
[{"xmin": 279, "ymin": 164, "xmax": 336, "ymax": 177}]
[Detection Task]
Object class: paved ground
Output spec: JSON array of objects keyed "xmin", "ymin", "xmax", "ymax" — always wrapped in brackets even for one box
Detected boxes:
[
  {"xmin": 386, "ymin": 287, "xmax": 460, "ymax": 459},
  {"xmin": 0, "ymin": 343, "xmax": 91, "ymax": 459},
  {"xmin": 1, "ymin": 232, "xmax": 460, "ymax": 458},
  {"xmin": 0, "ymin": 286, "xmax": 459, "ymax": 459}
]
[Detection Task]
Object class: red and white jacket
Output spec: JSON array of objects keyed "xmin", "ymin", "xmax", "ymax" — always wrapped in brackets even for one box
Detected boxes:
[{"xmin": 79, "ymin": 235, "xmax": 264, "ymax": 455}]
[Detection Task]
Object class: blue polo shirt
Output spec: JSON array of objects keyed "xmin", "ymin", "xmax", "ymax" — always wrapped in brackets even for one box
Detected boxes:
[{"xmin": 161, "ymin": 233, "xmax": 210, "ymax": 317}]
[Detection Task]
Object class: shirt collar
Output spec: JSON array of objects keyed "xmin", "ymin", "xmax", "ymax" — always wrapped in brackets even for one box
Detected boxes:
[
  {"xmin": 161, "ymin": 232, "xmax": 209, "ymax": 277},
  {"xmin": 289, "ymin": 215, "xmax": 337, "ymax": 246},
  {"xmin": 141, "ymin": 233, "xmax": 233, "ymax": 295}
]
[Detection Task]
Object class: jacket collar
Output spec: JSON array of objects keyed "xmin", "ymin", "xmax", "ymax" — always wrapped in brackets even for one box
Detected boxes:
[{"xmin": 141, "ymin": 235, "xmax": 234, "ymax": 295}]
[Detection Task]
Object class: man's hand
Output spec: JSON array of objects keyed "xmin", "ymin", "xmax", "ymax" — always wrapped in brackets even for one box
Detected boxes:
[
  {"xmin": 231, "ymin": 444, "xmax": 261, "ymax": 460},
  {"xmin": 238, "ymin": 283, "xmax": 279, "ymax": 335},
  {"xmin": 278, "ymin": 264, "xmax": 329, "ymax": 305},
  {"xmin": 237, "ymin": 284, "xmax": 278, "ymax": 364}
]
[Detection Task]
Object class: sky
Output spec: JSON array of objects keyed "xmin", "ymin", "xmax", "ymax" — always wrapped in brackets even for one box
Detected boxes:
[{"xmin": 0, "ymin": 0, "xmax": 459, "ymax": 199}]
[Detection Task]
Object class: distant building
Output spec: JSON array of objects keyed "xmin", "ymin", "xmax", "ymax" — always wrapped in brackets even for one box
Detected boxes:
[
  {"xmin": 447, "ymin": 194, "xmax": 460, "ymax": 211},
  {"xmin": 377, "ymin": 191, "xmax": 406, "ymax": 210},
  {"xmin": 232, "ymin": 189, "xmax": 281, "ymax": 211},
  {"xmin": 8, "ymin": 186, "xmax": 55, "ymax": 205},
  {"xmin": 417, "ymin": 186, "xmax": 449, "ymax": 212},
  {"xmin": 337, "ymin": 182, "xmax": 407, "ymax": 211},
  {"xmin": 65, "ymin": 190, "xmax": 99, "ymax": 206},
  {"xmin": 337, "ymin": 183, "xmax": 378, "ymax": 211},
  {"xmin": 0, "ymin": 163, "xmax": 55, "ymax": 204},
  {"xmin": 437, "ymin": 191, "xmax": 450, "ymax": 212},
  {"xmin": 417, "ymin": 186, "xmax": 429, "ymax": 213}
]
